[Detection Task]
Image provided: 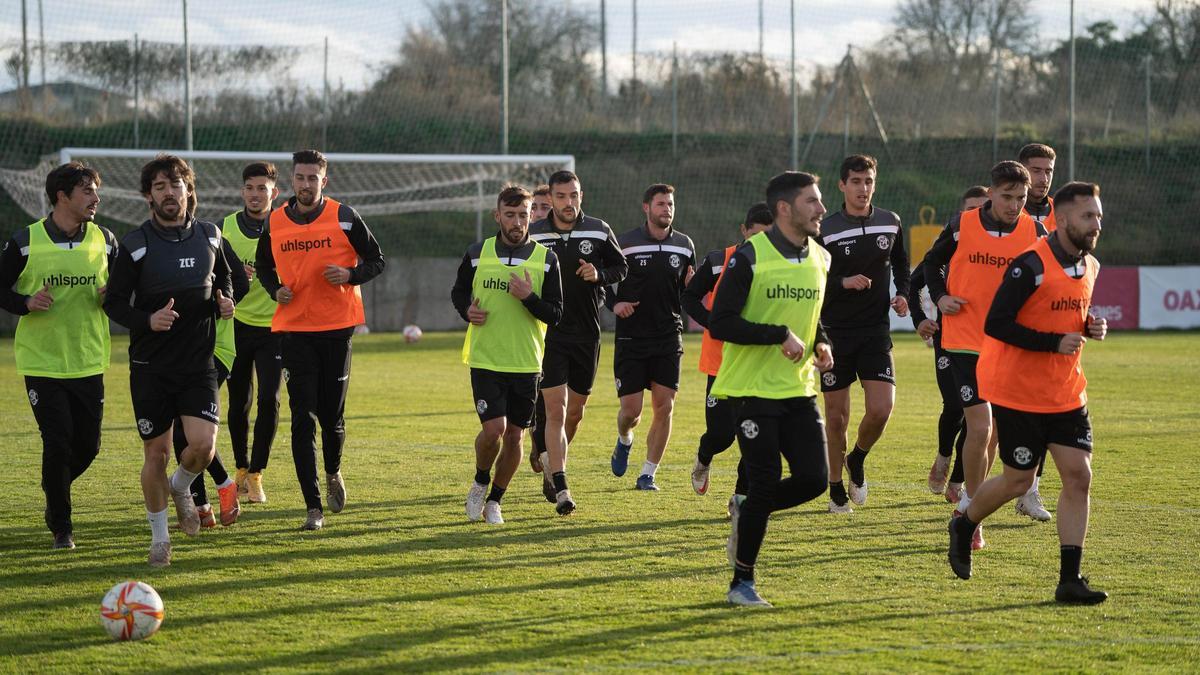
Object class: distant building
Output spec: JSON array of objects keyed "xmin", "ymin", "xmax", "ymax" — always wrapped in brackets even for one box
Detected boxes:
[{"xmin": 0, "ymin": 81, "xmax": 140, "ymax": 124}]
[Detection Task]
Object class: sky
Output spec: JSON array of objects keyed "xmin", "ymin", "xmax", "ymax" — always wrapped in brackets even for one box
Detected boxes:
[{"xmin": 0, "ymin": 0, "xmax": 1159, "ymax": 92}]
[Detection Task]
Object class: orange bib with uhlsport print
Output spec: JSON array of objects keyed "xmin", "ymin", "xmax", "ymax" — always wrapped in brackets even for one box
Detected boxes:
[{"xmin": 269, "ymin": 198, "xmax": 365, "ymax": 332}]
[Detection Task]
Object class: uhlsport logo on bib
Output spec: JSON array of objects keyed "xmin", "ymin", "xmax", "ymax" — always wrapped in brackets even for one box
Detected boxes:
[
  {"xmin": 578, "ymin": 240, "xmax": 594, "ymax": 255},
  {"xmin": 822, "ymin": 372, "xmax": 836, "ymax": 387},
  {"xmin": 740, "ymin": 419, "xmax": 759, "ymax": 439},
  {"xmin": 27, "ymin": 389, "xmax": 38, "ymax": 406},
  {"xmin": 476, "ymin": 399, "xmax": 488, "ymax": 415},
  {"xmin": 137, "ymin": 418, "xmax": 154, "ymax": 436},
  {"xmin": 1013, "ymin": 446, "xmax": 1034, "ymax": 466}
]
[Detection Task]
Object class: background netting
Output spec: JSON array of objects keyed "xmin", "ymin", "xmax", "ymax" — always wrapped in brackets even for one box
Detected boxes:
[{"xmin": 1, "ymin": 0, "xmax": 1198, "ymax": 263}]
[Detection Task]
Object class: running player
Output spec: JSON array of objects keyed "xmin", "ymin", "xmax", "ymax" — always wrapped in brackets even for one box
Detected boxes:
[
  {"xmin": 0, "ymin": 162, "xmax": 116, "ymax": 550},
  {"xmin": 531, "ymin": 184, "xmax": 553, "ymax": 224},
  {"xmin": 104, "ymin": 154, "xmax": 235, "ymax": 567},
  {"xmin": 924, "ymin": 161, "xmax": 1048, "ymax": 550},
  {"xmin": 607, "ymin": 184, "xmax": 697, "ymax": 490},
  {"xmin": 682, "ymin": 202, "xmax": 773, "ymax": 512},
  {"xmin": 527, "ymin": 171, "xmax": 627, "ymax": 513},
  {"xmin": 452, "ymin": 185, "xmax": 563, "ymax": 523},
  {"xmin": 914, "ymin": 186, "xmax": 987, "ymax": 502},
  {"xmin": 224, "ymin": 161, "xmax": 282, "ymax": 504},
  {"xmin": 709, "ymin": 171, "xmax": 834, "ymax": 607},
  {"xmin": 815, "ymin": 155, "xmax": 909, "ymax": 513},
  {"xmin": 526, "ymin": 182, "xmax": 554, "ymax": 475},
  {"xmin": 948, "ymin": 181, "xmax": 1107, "ymax": 605},
  {"xmin": 255, "ymin": 149, "xmax": 386, "ymax": 531}
]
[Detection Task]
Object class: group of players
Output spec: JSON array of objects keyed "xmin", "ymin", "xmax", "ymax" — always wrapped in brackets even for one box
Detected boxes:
[
  {"xmin": 6, "ymin": 144, "xmax": 1108, "ymax": 609},
  {"xmin": 452, "ymin": 144, "xmax": 1108, "ymax": 608}
]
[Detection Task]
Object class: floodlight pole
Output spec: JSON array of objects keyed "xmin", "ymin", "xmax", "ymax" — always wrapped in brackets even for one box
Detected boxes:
[
  {"xmin": 600, "ymin": 0, "xmax": 608, "ymax": 97},
  {"xmin": 182, "ymin": 0, "xmax": 193, "ymax": 151},
  {"xmin": 671, "ymin": 42, "xmax": 678, "ymax": 158},
  {"xmin": 501, "ymin": 0, "xmax": 510, "ymax": 154},
  {"xmin": 134, "ymin": 34, "xmax": 141, "ymax": 148},
  {"xmin": 790, "ymin": 0, "xmax": 797, "ymax": 169},
  {"xmin": 323, "ymin": 36, "xmax": 330, "ymax": 150},
  {"xmin": 1068, "ymin": 0, "xmax": 1076, "ymax": 181}
]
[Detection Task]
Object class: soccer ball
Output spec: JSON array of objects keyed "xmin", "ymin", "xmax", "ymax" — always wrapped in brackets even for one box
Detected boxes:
[
  {"xmin": 99, "ymin": 581, "xmax": 164, "ymax": 641},
  {"xmin": 403, "ymin": 324, "xmax": 423, "ymax": 343}
]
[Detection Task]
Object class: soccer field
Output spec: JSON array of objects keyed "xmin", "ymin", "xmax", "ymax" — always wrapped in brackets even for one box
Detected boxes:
[{"xmin": 1, "ymin": 331, "xmax": 1198, "ymax": 672}]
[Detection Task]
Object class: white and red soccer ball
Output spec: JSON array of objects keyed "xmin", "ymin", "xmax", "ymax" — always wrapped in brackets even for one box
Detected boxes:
[
  {"xmin": 99, "ymin": 581, "xmax": 164, "ymax": 641},
  {"xmin": 403, "ymin": 324, "xmax": 423, "ymax": 343}
]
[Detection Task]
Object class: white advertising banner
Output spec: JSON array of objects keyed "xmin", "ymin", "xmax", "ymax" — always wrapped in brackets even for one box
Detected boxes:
[{"xmin": 1138, "ymin": 266, "xmax": 1200, "ymax": 329}]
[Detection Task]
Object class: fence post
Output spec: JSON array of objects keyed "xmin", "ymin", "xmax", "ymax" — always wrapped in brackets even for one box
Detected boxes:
[
  {"xmin": 671, "ymin": 42, "xmax": 678, "ymax": 158},
  {"xmin": 182, "ymin": 0, "xmax": 193, "ymax": 151}
]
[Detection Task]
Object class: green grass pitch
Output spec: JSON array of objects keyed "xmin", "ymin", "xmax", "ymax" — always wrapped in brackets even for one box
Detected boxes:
[{"xmin": 1, "ymin": 331, "xmax": 1198, "ymax": 672}]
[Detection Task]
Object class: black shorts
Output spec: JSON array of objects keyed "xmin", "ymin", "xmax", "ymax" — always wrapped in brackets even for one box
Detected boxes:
[
  {"xmin": 471, "ymin": 368, "xmax": 539, "ymax": 427},
  {"xmin": 993, "ymin": 404, "xmax": 1093, "ymax": 470},
  {"xmin": 932, "ymin": 342, "xmax": 961, "ymax": 411},
  {"xmin": 540, "ymin": 339, "xmax": 600, "ymax": 395},
  {"xmin": 945, "ymin": 351, "xmax": 986, "ymax": 408},
  {"xmin": 613, "ymin": 338, "xmax": 682, "ymax": 397},
  {"xmin": 820, "ymin": 332, "xmax": 895, "ymax": 392},
  {"xmin": 130, "ymin": 367, "xmax": 220, "ymax": 440}
]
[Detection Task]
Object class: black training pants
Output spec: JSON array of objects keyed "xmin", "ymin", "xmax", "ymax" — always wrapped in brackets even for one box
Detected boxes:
[
  {"xmin": 25, "ymin": 375, "xmax": 104, "ymax": 535},
  {"xmin": 734, "ymin": 395, "xmax": 829, "ymax": 568},
  {"xmin": 227, "ymin": 321, "xmax": 283, "ymax": 472},
  {"xmin": 698, "ymin": 375, "xmax": 747, "ymax": 494},
  {"xmin": 283, "ymin": 332, "xmax": 352, "ymax": 511}
]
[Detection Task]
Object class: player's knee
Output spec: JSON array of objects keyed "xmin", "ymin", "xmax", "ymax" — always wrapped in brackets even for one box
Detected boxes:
[
  {"xmin": 864, "ymin": 399, "xmax": 894, "ymax": 426},
  {"xmin": 652, "ymin": 397, "xmax": 675, "ymax": 419},
  {"xmin": 1005, "ymin": 471, "xmax": 1036, "ymax": 496},
  {"xmin": 826, "ymin": 411, "xmax": 849, "ymax": 434},
  {"xmin": 1060, "ymin": 462, "xmax": 1092, "ymax": 494}
]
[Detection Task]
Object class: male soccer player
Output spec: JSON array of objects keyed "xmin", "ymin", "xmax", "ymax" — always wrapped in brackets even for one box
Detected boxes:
[
  {"xmin": 948, "ymin": 182, "xmax": 1107, "ymax": 605},
  {"xmin": 682, "ymin": 201, "xmax": 773, "ymax": 511},
  {"xmin": 607, "ymin": 184, "xmax": 697, "ymax": 490},
  {"xmin": 924, "ymin": 161, "xmax": 1048, "ymax": 550},
  {"xmin": 527, "ymin": 171, "xmax": 627, "ymax": 513},
  {"xmin": 914, "ymin": 186, "xmax": 987, "ymax": 503},
  {"xmin": 531, "ymin": 184, "xmax": 553, "ymax": 224},
  {"xmin": 709, "ymin": 171, "xmax": 834, "ymax": 607},
  {"xmin": 255, "ymin": 149, "xmax": 385, "ymax": 531},
  {"xmin": 224, "ymin": 161, "xmax": 282, "ymax": 504},
  {"xmin": 104, "ymin": 155, "xmax": 235, "ymax": 567},
  {"xmin": 815, "ymin": 155, "xmax": 909, "ymax": 513},
  {"xmin": 0, "ymin": 162, "xmax": 116, "ymax": 550},
  {"xmin": 1020, "ymin": 143, "xmax": 1057, "ymax": 232},
  {"xmin": 452, "ymin": 186, "xmax": 563, "ymax": 523}
]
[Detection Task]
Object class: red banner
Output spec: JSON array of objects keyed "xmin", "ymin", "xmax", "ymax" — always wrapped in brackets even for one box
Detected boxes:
[{"xmin": 1091, "ymin": 266, "xmax": 1139, "ymax": 329}]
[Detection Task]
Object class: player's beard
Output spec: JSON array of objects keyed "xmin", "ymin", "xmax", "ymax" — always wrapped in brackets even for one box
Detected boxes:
[
  {"xmin": 502, "ymin": 225, "xmax": 527, "ymax": 246},
  {"xmin": 151, "ymin": 198, "xmax": 183, "ymax": 224},
  {"xmin": 650, "ymin": 213, "xmax": 672, "ymax": 229},
  {"xmin": 297, "ymin": 189, "xmax": 317, "ymax": 206},
  {"xmin": 554, "ymin": 206, "xmax": 576, "ymax": 224},
  {"xmin": 1067, "ymin": 225, "xmax": 1098, "ymax": 253}
]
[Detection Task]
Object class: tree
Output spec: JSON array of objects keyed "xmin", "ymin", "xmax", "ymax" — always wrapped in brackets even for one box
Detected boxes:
[{"xmin": 895, "ymin": 0, "xmax": 1037, "ymax": 82}]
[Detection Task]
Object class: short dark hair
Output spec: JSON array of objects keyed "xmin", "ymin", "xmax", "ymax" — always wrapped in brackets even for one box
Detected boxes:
[
  {"xmin": 140, "ymin": 154, "xmax": 197, "ymax": 214},
  {"xmin": 547, "ymin": 170, "xmax": 579, "ymax": 190},
  {"xmin": 990, "ymin": 161, "xmax": 1030, "ymax": 188},
  {"xmin": 960, "ymin": 185, "xmax": 988, "ymax": 209},
  {"xmin": 642, "ymin": 183, "xmax": 675, "ymax": 205},
  {"xmin": 839, "ymin": 154, "xmax": 878, "ymax": 182},
  {"xmin": 1052, "ymin": 181, "xmax": 1100, "ymax": 208},
  {"xmin": 532, "ymin": 184, "xmax": 550, "ymax": 197},
  {"xmin": 744, "ymin": 201, "xmax": 773, "ymax": 228},
  {"xmin": 1018, "ymin": 143, "xmax": 1057, "ymax": 164},
  {"xmin": 243, "ymin": 161, "xmax": 277, "ymax": 183},
  {"xmin": 292, "ymin": 149, "xmax": 328, "ymax": 172},
  {"xmin": 765, "ymin": 171, "xmax": 819, "ymax": 217},
  {"xmin": 45, "ymin": 161, "xmax": 101, "ymax": 206},
  {"xmin": 497, "ymin": 184, "xmax": 533, "ymax": 208}
]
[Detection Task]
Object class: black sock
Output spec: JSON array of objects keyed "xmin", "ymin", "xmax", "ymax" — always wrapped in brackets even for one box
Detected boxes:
[
  {"xmin": 829, "ymin": 480, "xmax": 848, "ymax": 506},
  {"xmin": 486, "ymin": 484, "xmax": 506, "ymax": 504},
  {"xmin": 732, "ymin": 562, "xmax": 755, "ymax": 585},
  {"xmin": 1060, "ymin": 545, "xmax": 1083, "ymax": 584},
  {"xmin": 474, "ymin": 468, "xmax": 490, "ymax": 486},
  {"xmin": 846, "ymin": 446, "xmax": 868, "ymax": 487},
  {"xmin": 552, "ymin": 471, "xmax": 568, "ymax": 493}
]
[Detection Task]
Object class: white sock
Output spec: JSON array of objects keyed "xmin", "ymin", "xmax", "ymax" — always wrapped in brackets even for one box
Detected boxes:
[
  {"xmin": 1026, "ymin": 475, "xmax": 1040, "ymax": 495},
  {"xmin": 170, "ymin": 466, "xmax": 200, "ymax": 495},
  {"xmin": 641, "ymin": 461, "xmax": 658, "ymax": 477},
  {"xmin": 147, "ymin": 508, "xmax": 170, "ymax": 544},
  {"xmin": 958, "ymin": 492, "xmax": 972, "ymax": 513},
  {"xmin": 619, "ymin": 429, "xmax": 633, "ymax": 445},
  {"xmin": 216, "ymin": 477, "xmax": 234, "ymax": 489},
  {"xmin": 538, "ymin": 451, "xmax": 549, "ymax": 469}
]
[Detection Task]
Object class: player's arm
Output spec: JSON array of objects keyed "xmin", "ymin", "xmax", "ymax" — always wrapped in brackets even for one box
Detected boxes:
[
  {"xmin": 923, "ymin": 218, "xmax": 960, "ymax": 303},
  {"xmin": 597, "ymin": 227, "xmax": 629, "ymax": 285},
  {"xmin": 890, "ymin": 216, "xmax": 911, "ymax": 298},
  {"xmin": 709, "ymin": 250, "xmax": 788, "ymax": 345},
  {"xmin": 984, "ymin": 254, "xmax": 1063, "ymax": 352},
  {"xmin": 521, "ymin": 250, "xmax": 563, "ymax": 326},
  {"xmin": 212, "ymin": 236, "xmax": 235, "ymax": 310},
  {"xmin": 449, "ymin": 251, "xmax": 476, "ymax": 323},
  {"xmin": 103, "ymin": 235, "xmax": 151, "ymax": 330},
  {"xmin": 222, "ymin": 238, "xmax": 250, "ymax": 303},
  {"xmin": 341, "ymin": 206, "xmax": 386, "ymax": 285},
  {"xmin": 0, "ymin": 235, "xmax": 31, "ymax": 315},
  {"xmin": 254, "ymin": 225, "xmax": 282, "ymax": 300},
  {"xmin": 681, "ymin": 250, "xmax": 720, "ymax": 328},
  {"xmin": 907, "ymin": 261, "xmax": 929, "ymax": 328}
]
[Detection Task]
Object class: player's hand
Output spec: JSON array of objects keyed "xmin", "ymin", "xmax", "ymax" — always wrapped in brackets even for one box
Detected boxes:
[
  {"xmin": 467, "ymin": 298, "xmax": 488, "ymax": 326},
  {"xmin": 917, "ymin": 319, "xmax": 939, "ymax": 340},
  {"xmin": 323, "ymin": 264, "xmax": 351, "ymax": 285},
  {"xmin": 1086, "ymin": 315, "xmax": 1108, "ymax": 341},
  {"xmin": 937, "ymin": 295, "xmax": 968, "ymax": 315},
  {"xmin": 97, "ymin": 284, "xmax": 106, "ymax": 300},
  {"xmin": 150, "ymin": 298, "xmax": 178, "ymax": 332},
  {"xmin": 508, "ymin": 270, "xmax": 534, "ymax": 300},
  {"xmin": 685, "ymin": 265, "xmax": 695, "ymax": 286},
  {"xmin": 243, "ymin": 263, "xmax": 255, "ymax": 281},
  {"xmin": 780, "ymin": 330, "xmax": 806, "ymax": 363},
  {"xmin": 215, "ymin": 289, "xmax": 235, "ymax": 320},
  {"xmin": 1057, "ymin": 332, "xmax": 1086, "ymax": 354},
  {"xmin": 576, "ymin": 260, "xmax": 599, "ymax": 283},
  {"xmin": 25, "ymin": 284, "xmax": 53, "ymax": 312},
  {"xmin": 891, "ymin": 295, "xmax": 909, "ymax": 317},
  {"xmin": 842, "ymin": 275, "xmax": 872, "ymax": 291},
  {"xmin": 813, "ymin": 342, "xmax": 834, "ymax": 372},
  {"xmin": 614, "ymin": 301, "xmax": 639, "ymax": 318},
  {"xmin": 276, "ymin": 286, "xmax": 293, "ymax": 304}
]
